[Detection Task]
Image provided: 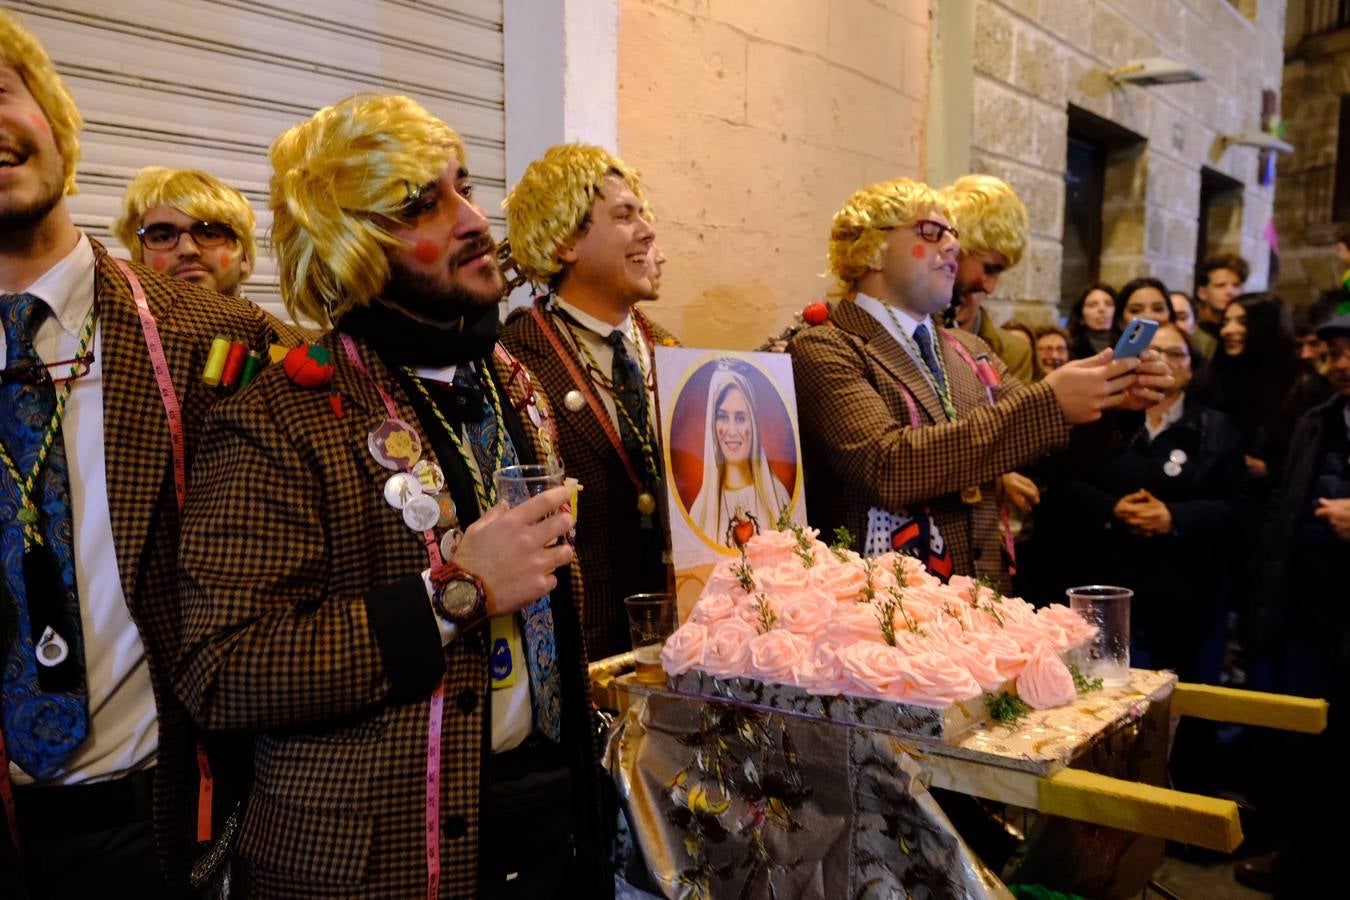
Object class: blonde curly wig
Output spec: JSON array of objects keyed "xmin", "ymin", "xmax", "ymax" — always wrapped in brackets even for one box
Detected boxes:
[
  {"xmin": 0, "ymin": 10, "xmax": 82, "ymax": 196},
  {"xmin": 503, "ymin": 143, "xmax": 645, "ymax": 286},
  {"xmin": 114, "ymin": 167, "xmax": 258, "ymax": 269},
  {"xmin": 942, "ymin": 174, "xmax": 1028, "ymax": 268},
  {"xmin": 268, "ymin": 93, "xmax": 465, "ymax": 326},
  {"xmin": 827, "ymin": 178, "xmax": 948, "ymax": 298}
]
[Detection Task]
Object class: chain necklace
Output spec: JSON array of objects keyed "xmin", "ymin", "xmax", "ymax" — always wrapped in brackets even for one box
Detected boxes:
[
  {"xmin": 405, "ymin": 364, "xmax": 506, "ymax": 512},
  {"xmin": 559, "ymin": 314, "xmax": 662, "ymax": 516},
  {"xmin": 883, "ymin": 306, "xmax": 956, "ymax": 421},
  {"xmin": 0, "ymin": 301, "xmax": 98, "ymax": 548}
]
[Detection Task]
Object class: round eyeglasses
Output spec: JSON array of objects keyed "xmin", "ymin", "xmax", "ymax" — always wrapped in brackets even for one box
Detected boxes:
[{"xmin": 137, "ymin": 221, "xmax": 239, "ymax": 251}]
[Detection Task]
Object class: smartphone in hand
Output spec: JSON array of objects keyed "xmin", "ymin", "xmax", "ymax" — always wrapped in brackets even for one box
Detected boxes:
[{"xmin": 1112, "ymin": 317, "xmax": 1160, "ymax": 359}]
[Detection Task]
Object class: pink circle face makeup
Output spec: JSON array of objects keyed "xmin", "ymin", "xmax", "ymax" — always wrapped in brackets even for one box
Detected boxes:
[
  {"xmin": 412, "ymin": 239, "xmax": 440, "ymax": 265},
  {"xmin": 910, "ymin": 244, "xmax": 927, "ymax": 260}
]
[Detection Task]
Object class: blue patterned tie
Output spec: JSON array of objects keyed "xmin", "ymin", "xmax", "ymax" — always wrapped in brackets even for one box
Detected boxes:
[
  {"xmin": 912, "ymin": 323, "xmax": 947, "ymax": 394},
  {"xmin": 605, "ymin": 330, "xmax": 647, "ymax": 454},
  {"xmin": 0, "ymin": 293, "xmax": 88, "ymax": 779},
  {"xmin": 456, "ymin": 366, "xmax": 562, "ymax": 741}
]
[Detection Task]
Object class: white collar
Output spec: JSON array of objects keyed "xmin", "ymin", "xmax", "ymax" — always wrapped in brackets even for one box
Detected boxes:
[
  {"xmin": 22, "ymin": 233, "xmax": 95, "ymax": 336},
  {"xmin": 853, "ymin": 292, "xmax": 933, "ymax": 344},
  {"xmin": 1147, "ymin": 394, "xmax": 1186, "ymax": 438},
  {"xmin": 554, "ymin": 295, "xmax": 633, "ymax": 342}
]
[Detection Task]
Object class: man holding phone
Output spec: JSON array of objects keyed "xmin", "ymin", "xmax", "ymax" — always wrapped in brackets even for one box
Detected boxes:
[{"xmin": 790, "ymin": 177, "xmax": 1171, "ymax": 589}]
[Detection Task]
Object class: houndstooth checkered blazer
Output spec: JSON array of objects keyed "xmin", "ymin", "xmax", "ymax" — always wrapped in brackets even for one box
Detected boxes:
[
  {"xmin": 74, "ymin": 241, "xmax": 294, "ymax": 895},
  {"xmin": 789, "ymin": 298, "xmax": 1070, "ymax": 589},
  {"xmin": 175, "ymin": 331, "xmax": 605, "ymax": 898},
  {"xmin": 501, "ymin": 300, "xmax": 677, "ymax": 661}
]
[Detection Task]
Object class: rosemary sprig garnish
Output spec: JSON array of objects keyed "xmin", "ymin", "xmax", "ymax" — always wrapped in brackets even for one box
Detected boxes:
[
  {"xmin": 986, "ymin": 691, "xmax": 1030, "ymax": 726},
  {"xmin": 1068, "ymin": 662, "xmax": 1103, "ymax": 694},
  {"xmin": 752, "ymin": 595, "xmax": 777, "ymax": 634}
]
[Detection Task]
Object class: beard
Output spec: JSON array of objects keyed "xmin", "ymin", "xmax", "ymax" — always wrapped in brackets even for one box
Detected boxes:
[
  {"xmin": 382, "ymin": 240, "xmax": 504, "ymax": 324},
  {"xmin": 0, "ymin": 154, "xmax": 65, "ymax": 236}
]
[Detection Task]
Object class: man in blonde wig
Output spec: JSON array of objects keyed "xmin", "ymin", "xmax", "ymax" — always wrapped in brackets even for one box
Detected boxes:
[
  {"xmin": 790, "ymin": 176, "xmax": 1169, "ymax": 589},
  {"xmin": 114, "ymin": 167, "xmax": 257, "ymax": 297},
  {"xmin": 943, "ymin": 174, "xmax": 1035, "ymax": 382},
  {"xmin": 0, "ymin": 10, "xmax": 293, "ymax": 896},
  {"xmin": 177, "ymin": 95, "xmax": 610, "ymax": 898},
  {"xmin": 501, "ymin": 144, "xmax": 677, "ymax": 661}
]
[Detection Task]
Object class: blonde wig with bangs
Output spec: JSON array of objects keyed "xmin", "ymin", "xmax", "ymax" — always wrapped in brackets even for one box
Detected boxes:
[
  {"xmin": 942, "ymin": 174, "xmax": 1028, "ymax": 268},
  {"xmin": 0, "ymin": 10, "xmax": 82, "ymax": 196},
  {"xmin": 114, "ymin": 167, "xmax": 258, "ymax": 269},
  {"xmin": 504, "ymin": 143, "xmax": 645, "ymax": 286},
  {"xmin": 268, "ymin": 93, "xmax": 466, "ymax": 327},
  {"xmin": 827, "ymin": 178, "xmax": 948, "ymax": 298}
]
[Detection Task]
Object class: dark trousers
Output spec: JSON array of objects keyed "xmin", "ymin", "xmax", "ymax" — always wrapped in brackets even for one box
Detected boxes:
[
  {"xmin": 12, "ymin": 769, "xmax": 170, "ymax": 900},
  {"xmin": 479, "ymin": 735, "xmax": 578, "ymax": 900}
]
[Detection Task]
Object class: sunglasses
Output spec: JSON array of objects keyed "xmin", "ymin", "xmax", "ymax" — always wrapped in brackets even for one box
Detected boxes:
[
  {"xmin": 911, "ymin": 219, "xmax": 959, "ymax": 244},
  {"xmin": 137, "ymin": 221, "xmax": 239, "ymax": 251}
]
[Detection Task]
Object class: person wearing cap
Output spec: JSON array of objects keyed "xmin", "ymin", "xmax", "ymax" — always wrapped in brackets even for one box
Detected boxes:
[
  {"xmin": 1241, "ymin": 312, "xmax": 1350, "ymax": 894},
  {"xmin": 113, "ymin": 167, "xmax": 257, "ymax": 299},
  {"xmin": 0, "ymin": 12, "xmax": 294, "ymax": 896}
]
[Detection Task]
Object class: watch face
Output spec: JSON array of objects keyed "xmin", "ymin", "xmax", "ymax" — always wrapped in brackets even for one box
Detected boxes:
[{"xmin": 442, "ymin": 579, "xmax": 480, "ymax": 619}]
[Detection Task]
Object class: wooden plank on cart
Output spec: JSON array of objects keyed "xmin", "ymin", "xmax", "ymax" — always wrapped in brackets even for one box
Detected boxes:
[
  {"xmin": 1039, "ymin": 769, "xmax": 1243, "ymax": 853},
  {"xmin": 1173, "ymin": 683, "xmax": 1328, "ymax": 734}
]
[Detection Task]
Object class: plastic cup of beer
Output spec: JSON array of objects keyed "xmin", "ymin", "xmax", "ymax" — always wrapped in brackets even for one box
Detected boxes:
[
  {"xmin": 1067, "ymin": 585, "xmax": 1132, "ymax": 686},
  {"xmin": 624, "ymin": 593, "xmax": 676, "ymax": 686},
  {"xmin": 493, "ymin": 464, "xmax": 564, "ymax": 508}
]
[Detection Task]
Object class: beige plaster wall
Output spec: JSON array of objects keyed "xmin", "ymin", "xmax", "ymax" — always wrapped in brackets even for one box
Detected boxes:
[
  {"xmin": 958, "ymin": 0, "xmax": 1286, "ymax": 322},
  {"xmin": 616, "ymin": 0, "xmax": 931, "ymax": 348}
]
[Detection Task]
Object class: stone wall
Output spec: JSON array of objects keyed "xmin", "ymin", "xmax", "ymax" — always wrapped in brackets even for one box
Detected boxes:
[
  {"xmin": 1271, "ymin": 26, "xmax": 1350, "ymax": 307},
  {"xmin": 616, "ymin": 0, "xmax": 930, "ymax": 347},
  {"xmin": 955, "ymin": 0, "xmax": 1286, "ymax": 322}
]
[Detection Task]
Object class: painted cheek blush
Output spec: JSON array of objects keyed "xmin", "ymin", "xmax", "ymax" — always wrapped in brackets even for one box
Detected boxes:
[
  {"xmin": 911, "ymin": 244, "xmax": 927, "ymax": 260},
  {"xmin": 412, "ymin": 240, "xmax": 440, "ymax": 264}
]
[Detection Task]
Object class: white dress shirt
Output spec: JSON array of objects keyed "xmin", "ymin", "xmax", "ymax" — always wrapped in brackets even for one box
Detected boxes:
[
  {"xmin": 2, "ymin": 234, "xmax": 157, "ymax": 785},
  {"xmin": 854, "ymin": 292, "xmax": 939, "ymax": 375},
  {"xmin": 553, "ymin": 296, "xmax": 655, "ymax": 428}
]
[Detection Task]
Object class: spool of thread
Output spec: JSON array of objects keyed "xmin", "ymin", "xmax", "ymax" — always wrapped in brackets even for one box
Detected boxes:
[
  {"xmin": 220, "ymin": 342, "xmax": 248, "ymax": 389},
  {"xmin": 202, "ymin": 337, "xmax": 229, "ymax": 386},
  {"xmin": 239, "ymin": 350, "xmax": 264, "ymax": 388}
]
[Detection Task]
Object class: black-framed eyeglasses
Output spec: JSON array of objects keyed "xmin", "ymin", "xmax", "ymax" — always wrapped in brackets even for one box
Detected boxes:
[
  {"xmin": 136, "ymin": 221, "xmax": 238, "ymax": 251},
  {"xmin": 911, "ymin": 219, "xmax": 959, "ymax": 244}
]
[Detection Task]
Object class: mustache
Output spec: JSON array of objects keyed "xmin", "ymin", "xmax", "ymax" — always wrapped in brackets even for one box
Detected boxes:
[{"xmin": 450, "ymin": 238, "xmax": 496, "ymax": 269}]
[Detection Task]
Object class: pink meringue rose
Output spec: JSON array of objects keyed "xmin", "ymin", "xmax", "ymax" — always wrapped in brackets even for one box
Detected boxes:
[
  {"xmin": 1016, "ymin": 644, "xmax": 1078, "ymax": 710},
  {"xmin": 705, "ymin": 558, "xmax": 754, "ymax": 597},
  {"xmin": 835, "ymin": 642, "xmax": 914, "ymax": 699},
  {"xmin": 689, "ymin": 592, "xmax": 737, "ymax": 626},
  {"xmin": 943, "ymin": 641, "xmax": 1007, "ymax": 692},
  {"xmin": 900, "ymin": 652, "xmax": 983, "ymax": 705},
  {"xmin": 756, "ymin": 561, "xmax": 811, "ymax": 593},
  {"xmin": 964, "ymin": 629, "xmax": 1029, "ymax": 681},
  {"xmin": 822, "ymin": 603, "xmax": 888, "ymax": 646},
  {"xmin": 660, "ymin": 622, "xmax": 708, "ymax": 675},
  {"xmin": 701, "ymin": 618, "xmax": 756, "ymax": 679},
  {"xmin": 798, "ymin": 641, "xmax": 851, "ymax": 695},
  {"xmin": 744, "ymin": 530, "xmax": 802, "ymax": 569},
  {"xmin": 745, "ymin": 629, "xmax": 809, "ymax": 685},
  {"xmin": 810, "ymin": 560, "xmax": 869, "ymax": 603},
  {"xmin": 1039, "ymin": 604, "xmax": 1099, "ymax": 646},
  {"xmin": 775, "ymin": 587, "xmax": 835, "ymax": 637}
]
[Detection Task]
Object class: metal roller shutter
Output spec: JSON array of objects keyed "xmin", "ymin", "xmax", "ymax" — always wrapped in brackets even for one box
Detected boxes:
[{"xmin": 5, "ymin": 0, "xmax": 507, "ymax": 324}]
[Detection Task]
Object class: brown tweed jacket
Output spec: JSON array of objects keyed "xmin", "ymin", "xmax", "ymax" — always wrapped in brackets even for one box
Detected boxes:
[
  {"xmin": 175, "ymin": 332, "xmax": 604, "ymax": 898},
  {"xmin": 501, "ymin": 299, "xmax": 677, "ymax": 660},
  {"xmin": 789, "ymin": 298, "xmax": 1069, "ymax": 587},
  {"xmin": 75, "ymin": 242, "xmax": 293, "ymax": 894}
]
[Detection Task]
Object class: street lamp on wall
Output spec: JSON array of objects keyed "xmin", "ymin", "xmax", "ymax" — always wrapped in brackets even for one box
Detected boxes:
[{"xmin": 1107, "ymin": 57, "xmax": 1205, "ymax": 87}]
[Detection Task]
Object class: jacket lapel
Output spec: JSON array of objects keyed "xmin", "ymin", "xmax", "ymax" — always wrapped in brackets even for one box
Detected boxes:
[
  {"xmin": 98, "ymin": 248, "xmax": 199, "ymax": 603},
  {"xmin": 531, "ymin": 304, "xmax": 630, "ymax": 470},
  {"xmin": 833, "ymin": 299, "xmax": 947, "ymax": 424}
]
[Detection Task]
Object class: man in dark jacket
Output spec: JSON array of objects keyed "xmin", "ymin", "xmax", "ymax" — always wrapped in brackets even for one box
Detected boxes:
[{"xmin": 1238, "ymin": 313, "xmax": 1350, "ymax": 895}]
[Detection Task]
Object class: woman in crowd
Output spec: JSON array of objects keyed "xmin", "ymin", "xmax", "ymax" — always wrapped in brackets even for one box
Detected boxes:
[
  {"xmin": 1068, "ymin": 282, "xmax": 1118, "ymax": 358},
  {"xmin": 1114, "ymin": 277, "xmax": 1175, "ymax": 330},
  {"xmin": 1036, "ymin": 322, "xmax": 1246, "ymax": 681},
  {"xmin": 689, "ymin": 363, "xmax": 792, "ymax": 546},
  {"xmin": 1193, "ymin": 293, "xmax": 1298, "ymax": 482},
  {"xmin": 1170, "ymin": 291, "xmax": 1197, "ymax": 336},
  {"xmin": 1003, "ymin": 319, "xmax": 1042, "ymax": 381}
]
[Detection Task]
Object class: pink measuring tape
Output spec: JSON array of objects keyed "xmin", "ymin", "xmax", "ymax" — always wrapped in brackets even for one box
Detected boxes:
[{"xmin": 339, "ymin": 333, "xmax": 446, "ymax": 899}]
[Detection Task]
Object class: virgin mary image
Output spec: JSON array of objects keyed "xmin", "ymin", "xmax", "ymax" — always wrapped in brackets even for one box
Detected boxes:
[{"xmin": 688, "ymin": 362, "xmax": 792, "ymax": 546}]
